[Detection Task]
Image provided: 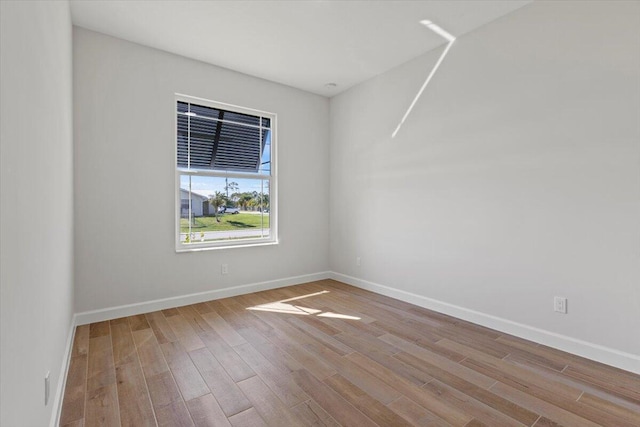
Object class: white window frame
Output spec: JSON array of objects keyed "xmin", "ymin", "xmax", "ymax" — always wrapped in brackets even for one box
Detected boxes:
[{"xmin": 175, "ymin": 94, "xmax": 277, "ymax": 252}]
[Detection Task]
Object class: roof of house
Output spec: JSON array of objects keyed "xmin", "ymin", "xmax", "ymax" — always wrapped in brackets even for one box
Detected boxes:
[{"xmin": 179, "ymin": 188, "xmax": 209, "ymax": 201}]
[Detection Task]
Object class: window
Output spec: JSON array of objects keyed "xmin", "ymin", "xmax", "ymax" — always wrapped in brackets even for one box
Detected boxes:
[{"xmin": 176, "ymin": 95, "xmax": 276, "ymax": 251}]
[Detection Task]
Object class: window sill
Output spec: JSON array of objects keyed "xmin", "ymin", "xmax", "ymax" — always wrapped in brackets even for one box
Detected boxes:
[{"xmin": 175, "ymin": 240, "xmax": 279, "ymax": 253}]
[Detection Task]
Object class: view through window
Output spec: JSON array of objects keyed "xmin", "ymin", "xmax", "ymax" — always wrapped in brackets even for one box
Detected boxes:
[{"xmin": 176, "ymin": 95, "xmax": 275, "ymax": 250}]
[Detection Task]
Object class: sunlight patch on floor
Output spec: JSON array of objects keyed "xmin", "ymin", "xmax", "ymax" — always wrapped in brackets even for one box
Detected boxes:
[
  {"xmin": 247, "ymin": 302, "xmax": 321, "ymax": 315},
  {"xmin": 245, "ymin": 290, "xmax": 361, "ymax": 320},
  {"xmin": 317, "ymin": 312, "xmax": 361, "ymax": 320}
]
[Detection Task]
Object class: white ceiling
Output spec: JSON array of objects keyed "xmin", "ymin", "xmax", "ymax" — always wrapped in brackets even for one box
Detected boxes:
[{"xmin": 70, "ymin": 0, "xmax": 532, "ymax": 97}]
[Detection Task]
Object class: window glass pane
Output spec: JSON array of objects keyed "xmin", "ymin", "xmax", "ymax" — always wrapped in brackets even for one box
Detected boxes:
[
  {"xmin": 223, "ymin": 110, "xmax": 262, "ymax": 126},
  {"xmin": 189, "ymin": 103, "xmax": 219, "ymax": 120},
  {"xmin": 179, "ymin": 175, "xmax": 271, "ymax": 245},
  {"xmin": 177, "ymin": 102, "xmax": 271, "ymax": 174},
  {"xmin": 185, "ymin": 115, "xmax": 217, "ymax": 169},
  {"xmin": 258, "ymin": 129, "xmax": 271, "ymax": 175},
  {"xmin": 185, "ymin": 103, "xmax": 261, "ymax": 126},
  {"xmin": 213, "ymin": 121, "xmax": 261, "ymax": 172}
]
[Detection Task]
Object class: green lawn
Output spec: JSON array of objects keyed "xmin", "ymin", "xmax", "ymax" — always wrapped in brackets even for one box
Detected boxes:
[{"xmin": 180, "ymin": 213, "xmax": 270, "ymax": 232}]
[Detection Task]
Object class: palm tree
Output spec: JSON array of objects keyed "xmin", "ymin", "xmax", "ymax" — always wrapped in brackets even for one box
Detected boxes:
[
  {"xmin": 225, "ymin": 179, "xmax": 239, "ymax": 199},
  {"xmin": 208, "ymin": 191, "xmax": 227, "ymax": 222},
  {"xmin": 256, "ymin": 193, "xmax": 270, "ymax": 211},
  {"xmin": 238, "ymin": 192, "xmax": 254, "ymax": 210},
  {"xmin": 230, "ymin": 192, "xmax": 242, "ymax": 209}
]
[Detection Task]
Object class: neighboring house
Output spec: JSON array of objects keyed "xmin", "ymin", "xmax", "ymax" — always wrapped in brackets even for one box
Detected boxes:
[{"xmin": 180, "ymin": 189, "xmax": 209, "ymax": 217}]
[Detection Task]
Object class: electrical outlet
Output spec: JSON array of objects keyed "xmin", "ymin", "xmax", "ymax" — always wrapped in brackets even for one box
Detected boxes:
[
  {"xmin": 221, "ymin": 263, "xmax": 228, "ymax": 275},
  {"xmin": 356, "ymin": 257, "xmax": 361, "ymax": 267},
  {"xmin": 44, "ymin": 371, "xmax": 50, "ymax": 406},
  {"xmin": 554, "ymin": 296, "xmax": 567, "ymax": 314}
]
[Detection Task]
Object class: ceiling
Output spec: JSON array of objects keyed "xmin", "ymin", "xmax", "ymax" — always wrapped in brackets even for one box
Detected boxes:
[{"xmin": 70, "ymin": 0, "xmax": 532, "ymax": 97}]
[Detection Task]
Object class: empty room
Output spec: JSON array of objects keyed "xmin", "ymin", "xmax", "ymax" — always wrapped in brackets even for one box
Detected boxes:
[{"xmin": 1, "ymin": 0, "xmax": 639, "ymax": 426}]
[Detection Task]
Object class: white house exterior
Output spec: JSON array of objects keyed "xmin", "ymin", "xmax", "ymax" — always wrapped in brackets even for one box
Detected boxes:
[{"xmin": 180, "ymin": 189, "xmax": 209, "ymax": 217}]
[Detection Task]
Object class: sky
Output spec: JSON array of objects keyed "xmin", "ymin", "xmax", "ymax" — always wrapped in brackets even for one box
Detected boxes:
[{"xmin": 180, "ymin": 175, "xmax": 270, "ymax": 199}]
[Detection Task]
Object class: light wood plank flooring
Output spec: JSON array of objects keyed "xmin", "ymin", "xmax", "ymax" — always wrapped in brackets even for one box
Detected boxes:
[{"xmin": 60, "ymin": 280, "xmax": 640, "ymax": 426}]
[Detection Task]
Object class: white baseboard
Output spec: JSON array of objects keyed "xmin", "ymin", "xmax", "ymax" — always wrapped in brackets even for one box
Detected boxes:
[
  {"xmin": 75, "ymin": 271, "xmax": 332, "ymax": 325},
  {"xmin": 330, "ymin": 272, "xmax": 640, "ymax": 375},
  {"xmin": 50, "ymin": 314, "xmax": 78, "ymax": 427}
]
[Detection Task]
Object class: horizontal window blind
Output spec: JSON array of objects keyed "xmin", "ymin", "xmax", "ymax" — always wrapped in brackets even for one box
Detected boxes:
[{"xmin": 177, "ymin": 101, "xmax": 271, "ymax": 173}]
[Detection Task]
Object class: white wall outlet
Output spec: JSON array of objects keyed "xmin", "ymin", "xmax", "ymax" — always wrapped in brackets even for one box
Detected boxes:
[
  {"xmin": 356, "ymin": 256, "xmax": 361, "ymax": 267},
  {"xmin": 44, "ymin": 371, "xmax": 50, "ymax": 406},
  {"xmin": 554, "ymin": 296, "xmax": 568, "ymax": 314},
  {"xmin": 221, "ymin": 263, "xmax": 228, "ymax": 275}
]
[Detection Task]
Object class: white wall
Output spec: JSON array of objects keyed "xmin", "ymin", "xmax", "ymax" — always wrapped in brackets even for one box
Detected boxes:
[
  {"xmin": 329, "ymin": 0, "xmax": 640, "ymax": 364},
  {"xmin": 0, "ymin": 1, "xmax": 75, "ymax": 426},
  {"xmin": 73, "ymin": 28, "xmax": 329, "ymax": 313}
]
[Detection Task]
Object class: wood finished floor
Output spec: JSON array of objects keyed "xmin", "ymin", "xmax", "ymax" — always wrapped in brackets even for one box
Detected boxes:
[{"xmin": 60, "ymin": 280, "xmax": 640, "ymax": 427}]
